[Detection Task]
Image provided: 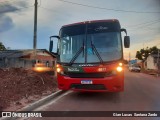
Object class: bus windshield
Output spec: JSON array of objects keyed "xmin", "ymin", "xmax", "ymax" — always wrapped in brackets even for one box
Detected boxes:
[{"xmin": 59, "ymin": 21, "xmax": 122, "ymax": 63}]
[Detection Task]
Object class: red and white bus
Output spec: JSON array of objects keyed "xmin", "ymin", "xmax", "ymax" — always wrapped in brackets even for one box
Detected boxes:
[{"xmin": 50, "ymin": 19, "xmax": 130, "ymax": 92}]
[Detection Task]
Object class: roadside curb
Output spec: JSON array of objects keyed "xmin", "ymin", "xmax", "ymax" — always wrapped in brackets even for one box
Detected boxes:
[{"xmin": 19, "ymin": 90, "xmax": 65, "ymax": 111}]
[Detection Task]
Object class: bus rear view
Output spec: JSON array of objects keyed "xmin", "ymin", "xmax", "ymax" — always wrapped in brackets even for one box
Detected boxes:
[{"xmin": 50, "ymin": 19, "xmax": 130, "ymax": 92}]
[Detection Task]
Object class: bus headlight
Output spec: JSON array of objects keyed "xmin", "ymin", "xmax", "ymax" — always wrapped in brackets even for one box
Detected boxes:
[
  {"xmin": 57, "ymin": 68, "xmax": 61, "ymax": 73},
  {"xmin": 116, "ymin": 66, "xmax": 123, "ymax": 72},
  {"xmin": 56, "ymin": 64, "xmax": 63, "ymax": 73}
]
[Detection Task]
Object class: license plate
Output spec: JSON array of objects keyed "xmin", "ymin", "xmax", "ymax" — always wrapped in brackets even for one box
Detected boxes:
[{"xmin": 81, "ymin": 80, "xmax": 93, "ymax": 84}]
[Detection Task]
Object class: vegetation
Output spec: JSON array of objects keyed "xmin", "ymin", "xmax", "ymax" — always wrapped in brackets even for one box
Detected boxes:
[
  {"xmin": 0, "ymin": 42, "xmax": 6, "ymax": 50},
  {"xmin": 136, "ymin": 46, "xmax": 159, "ymax": 61}
]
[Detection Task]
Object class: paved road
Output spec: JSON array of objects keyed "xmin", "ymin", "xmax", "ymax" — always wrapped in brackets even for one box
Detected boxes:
[{"xmin": 29, "ymin": 69, "xmax": 160, "ymax": 120}]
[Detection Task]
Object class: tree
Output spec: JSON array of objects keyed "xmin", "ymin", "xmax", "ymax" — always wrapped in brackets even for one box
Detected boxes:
[
  {"xmin": 136, "ymin": 51, "xmax": 143, "ymax": 60},
  {"xmin": 135, "ymin": 46, "xmax": 159, "ymax": 61},
  {"xmin": 149, "ymin": 46, "xmax": 159, "ymax": 54},
  {"xmin": 0, "ymin": 42, "xmax": 6, "ymax": 50}
]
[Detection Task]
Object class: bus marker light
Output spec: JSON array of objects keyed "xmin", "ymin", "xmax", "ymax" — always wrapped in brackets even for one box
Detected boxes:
[
  {"xmin": 56, "ymin": 64, "xmax": 60, "ymax": 67},
  {"xmin": 119, "ymin": 63, "xmax": 123, "ymax": 66}
]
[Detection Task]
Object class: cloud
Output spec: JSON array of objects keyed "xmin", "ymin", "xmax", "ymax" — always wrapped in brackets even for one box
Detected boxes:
[
  {"xmin": 0, "ymin": 4, "xmax": 18, "ymax": 14},
  {"xmin": 0, "ymin": 15, "xmax": 14, "ymax": 32},
  {"xmin": 0, "ymin": 2, "xmax": 28, "ymax": 33}
]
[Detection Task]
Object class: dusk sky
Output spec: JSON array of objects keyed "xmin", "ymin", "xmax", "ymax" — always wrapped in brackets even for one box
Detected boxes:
[{"xmin": 0, "ymin": 0, "xmax": 160, "ymax": 60}]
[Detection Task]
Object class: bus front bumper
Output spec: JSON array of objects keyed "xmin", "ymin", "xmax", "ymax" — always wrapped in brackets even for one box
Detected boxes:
[{"xmin": 57, "ymin": 74, "xmax": 124, "ymax": 92}]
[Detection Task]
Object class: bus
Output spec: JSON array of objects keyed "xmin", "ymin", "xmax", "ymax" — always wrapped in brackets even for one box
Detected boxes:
[{"xmin": 49, "ymin": 19, "xmax": 130, "ymax": 92}]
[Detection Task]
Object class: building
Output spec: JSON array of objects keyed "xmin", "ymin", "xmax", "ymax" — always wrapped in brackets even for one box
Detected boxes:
[
  {"xmin": 144, "ymin": 54, "xmax": 160, "ymax": 70},
  {"xmin": 0, "ymin": 49, "xmax": 56, "ymax": 69}
]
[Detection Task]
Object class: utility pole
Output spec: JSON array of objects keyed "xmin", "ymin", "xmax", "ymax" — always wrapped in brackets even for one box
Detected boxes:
[{"xmin": 33, "ymin": 0, "xmax": 38, "ymax": 60}]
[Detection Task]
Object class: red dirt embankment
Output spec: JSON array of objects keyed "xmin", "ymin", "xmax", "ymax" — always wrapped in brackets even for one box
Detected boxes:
[{"xmin": 0, "ymin": 68, "xmax": 57, "ymax": 111}]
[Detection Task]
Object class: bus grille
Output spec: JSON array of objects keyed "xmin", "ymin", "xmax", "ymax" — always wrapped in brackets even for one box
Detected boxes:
[
  {"xmin": 70, "ymin": 84, "xmax": 106, "ymax": 90},
  {"xmin": 63, "ymin": 72, "xmax": 112, "ymax": 78}
]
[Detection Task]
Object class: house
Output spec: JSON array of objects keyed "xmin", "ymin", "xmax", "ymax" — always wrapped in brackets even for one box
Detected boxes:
[
  {"xmin": 144, "ymin": 54, "xmax": 160, "ymax": 70},
  {"xmin": 0, "ymin": 49, "xmax": 56, "ymax": 69}
]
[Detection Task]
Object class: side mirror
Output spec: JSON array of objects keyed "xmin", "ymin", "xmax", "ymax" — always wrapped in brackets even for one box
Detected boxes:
[
  {"xmin": 124, "ymin": 36, "xmax": 130, "ymax": 48},
  {"xmin": 49, "ymin": 36, "xmax": 60, "ymax": 53},
  {"xmin": 49, "ymin": 40, "xmax": 53, "ymax": 52}
]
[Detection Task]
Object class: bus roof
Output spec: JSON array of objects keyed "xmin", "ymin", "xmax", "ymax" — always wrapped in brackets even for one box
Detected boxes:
[{"xmin": 62, "ymin": 19, "xmax": 119, "ymax": 27}]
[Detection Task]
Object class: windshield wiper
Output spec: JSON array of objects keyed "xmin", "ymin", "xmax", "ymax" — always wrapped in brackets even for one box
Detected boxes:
[
  {"xmin": 90, "ymin": 40, "xmax": 104, "ymax": 64},
  {"xmin": 69, "ymin": 40, "xmax": 85, "ymax": 66}
]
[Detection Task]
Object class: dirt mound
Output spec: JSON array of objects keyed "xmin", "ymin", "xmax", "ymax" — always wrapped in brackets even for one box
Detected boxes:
[{"xmin": 0, "ymin": 68, "xmax": 57, "ymax": 111}]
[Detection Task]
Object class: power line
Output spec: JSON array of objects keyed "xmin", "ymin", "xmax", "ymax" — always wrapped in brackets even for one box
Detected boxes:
[
  {"xmin": 128, "ymin": 20, "xmax": 160, "ymax": 31},
  {"xmin": 58, "ymin": 0, "xmax": 160, "ymax": 14},
  {"xmin": 126, "ymin": 19, "xmax": 160, "ymax": 28}
]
